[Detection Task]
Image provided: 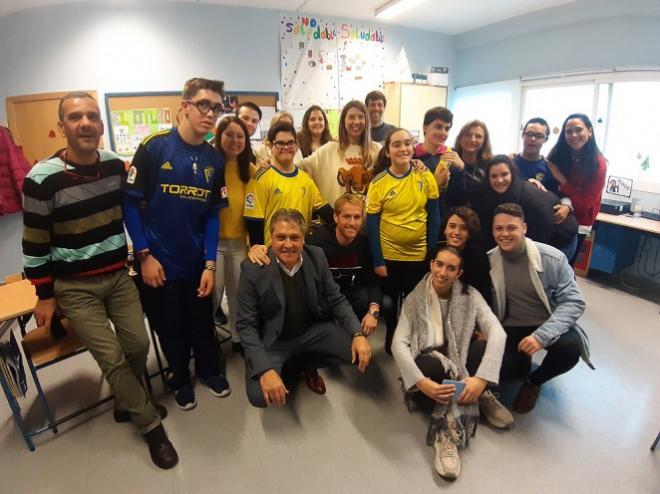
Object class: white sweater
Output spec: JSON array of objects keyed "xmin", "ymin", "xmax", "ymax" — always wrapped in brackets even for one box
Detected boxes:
[{"xmin": 300, "ymin": 141, "xmax": 381, "ymax": 204}]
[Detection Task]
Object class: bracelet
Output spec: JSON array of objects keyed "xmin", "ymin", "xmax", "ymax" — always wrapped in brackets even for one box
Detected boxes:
[
  {"xmin": 204, "ymin": 264, "xmax": 216, "ymax": 272},
  {"xmin": 352, "ymin": 331, "xmax": 366, "ymax": 338},
  {"xmin": 136, "ymin": 249, "xmax": 151, "ymax": 261}
]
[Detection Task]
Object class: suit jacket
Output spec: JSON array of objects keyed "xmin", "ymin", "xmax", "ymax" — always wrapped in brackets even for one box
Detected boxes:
[{"xmin": 236, "ymin": 244, "xmax": 360, "ymax": 378}]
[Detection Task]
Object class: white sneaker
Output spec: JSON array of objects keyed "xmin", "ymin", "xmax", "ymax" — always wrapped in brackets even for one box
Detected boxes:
[
  {"xmin": 434, "ymin": 429, "xmax": 461, "ymax": 479},
  {"xmin": 479, "ymin": 390, "xmax": 514, "ymax": 429}
]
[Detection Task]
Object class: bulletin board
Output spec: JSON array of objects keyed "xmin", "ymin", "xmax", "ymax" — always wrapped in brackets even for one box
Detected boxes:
[{"xmin": 105, "ymin": 91, "xmax": 279, "ymax": 157}]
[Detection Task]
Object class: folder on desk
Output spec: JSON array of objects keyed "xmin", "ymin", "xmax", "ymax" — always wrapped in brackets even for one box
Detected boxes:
[{"xmin": 0, "ymin": 331, "xmax": 27, "ymax": 398}]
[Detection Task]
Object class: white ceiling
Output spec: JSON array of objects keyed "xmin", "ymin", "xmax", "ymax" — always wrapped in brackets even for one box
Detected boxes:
[{"xmin": 0, "ymin": 0, "xmax": 576, "ymax": 35}]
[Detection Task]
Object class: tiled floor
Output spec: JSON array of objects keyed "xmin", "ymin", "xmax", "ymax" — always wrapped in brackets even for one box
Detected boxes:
[{"xmin": 0, "ymin": 277, "xmax": 658, "ymax": 493}]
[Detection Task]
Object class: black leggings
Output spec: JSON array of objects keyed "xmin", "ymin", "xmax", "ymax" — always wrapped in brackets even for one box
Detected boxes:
[
  {"xmin": 382, "ymin": 260, "xmax": 427, "ymax": 349},
  {"xmin": 500, "ymin": 326, "xmax": 581, "ymax": 386},
  {"xmin": 412, "ymin": 340, "xmax": 486, "ymax": 410}
]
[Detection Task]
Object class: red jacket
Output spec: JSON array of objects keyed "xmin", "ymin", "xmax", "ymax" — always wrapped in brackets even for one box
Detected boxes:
[
  {"xmin": 0, "ymin": 126, "xmax": 31, "ymax": 215},
  {"xmin": 560, "ymin": 154, "xmax": 607, "ymax": 227}
]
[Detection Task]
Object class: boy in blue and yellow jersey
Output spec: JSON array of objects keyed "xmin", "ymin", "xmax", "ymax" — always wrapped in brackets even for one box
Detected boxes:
[
  {"xmin": 243, "ymin": 122, "xmax": 333, "ymax": 261},
  {"xmin": 123, "ymin": 78, "xmax": 230, "ymax": 411},
  {"xmin": 22, "ymin": 92, "xmax": 178, "ymax": 469}
]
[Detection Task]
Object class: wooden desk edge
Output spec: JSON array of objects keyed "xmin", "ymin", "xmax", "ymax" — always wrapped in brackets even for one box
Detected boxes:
[{"xmin": 596, "ymin": 212, "xmax": 660, "ymax": 235}]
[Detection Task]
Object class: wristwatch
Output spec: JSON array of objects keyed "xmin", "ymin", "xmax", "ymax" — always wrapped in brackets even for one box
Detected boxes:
[
  {"xmin": 368, "ymin": 307, "xmax": 380, "ymax": 318},
  {"xmin": 352, "ymin": 331, "xmax": 366, "ymax": 338}
]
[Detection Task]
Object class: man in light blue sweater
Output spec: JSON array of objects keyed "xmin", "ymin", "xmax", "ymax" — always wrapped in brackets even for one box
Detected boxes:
[{"xmin": 489, "ymin": 203, "xmax": 593, "ymax": 414}]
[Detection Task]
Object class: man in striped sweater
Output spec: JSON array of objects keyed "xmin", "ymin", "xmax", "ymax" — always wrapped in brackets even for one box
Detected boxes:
[{"xmin": 22, "ymin": 92, "xmax": 178, "ymax": 469}]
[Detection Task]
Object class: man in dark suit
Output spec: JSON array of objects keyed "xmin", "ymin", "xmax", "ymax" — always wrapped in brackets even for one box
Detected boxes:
[{"xmin": 236, "ymin": 208, "xmax": 372, "ymax": 408}]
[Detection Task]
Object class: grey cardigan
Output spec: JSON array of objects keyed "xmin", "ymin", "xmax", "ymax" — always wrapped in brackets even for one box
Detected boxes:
[{"xmin": 392, "ymin": 275, "xmax": 507, "ymax": 391}]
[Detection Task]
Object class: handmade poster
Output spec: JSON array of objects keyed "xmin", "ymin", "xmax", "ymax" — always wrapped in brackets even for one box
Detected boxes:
[
  {"xmin": 337, "ymin": 23, "xmax": 386, "ymax": 106},
  {"xmin": 280, "ymin": 15, "xmax": 387, "ymax": 111},
  {"xmin": 280, "ymin": 15, "xmax": 339, "ymax": 109},
  {"xmin": 111, "ymin": 108, "xmax": 172, "ymax": 157}
]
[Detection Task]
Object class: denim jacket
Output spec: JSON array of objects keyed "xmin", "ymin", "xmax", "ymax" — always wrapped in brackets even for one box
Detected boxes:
[{"xmin": 489, "ymin": 238, "xmax": 594, "ymax": 369}]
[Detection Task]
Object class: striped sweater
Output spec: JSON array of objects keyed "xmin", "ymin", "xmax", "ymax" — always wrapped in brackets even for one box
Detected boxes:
[{"xmin": 22, "ymin": 149, "xmax": 128, "ymax": 299}]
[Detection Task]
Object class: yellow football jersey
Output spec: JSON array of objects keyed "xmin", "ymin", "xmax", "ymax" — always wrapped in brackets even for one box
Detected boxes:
[
  {"xmin": 366, "ymin": 168, "xmax": 439, "ymax": 261},
  {"xmin": 244, "ymin": 166, "xmax": 326, "ymax": 245}
]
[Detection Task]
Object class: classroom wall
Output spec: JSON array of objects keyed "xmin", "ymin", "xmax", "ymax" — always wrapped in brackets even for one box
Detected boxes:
[
  {"xmin": 0, "ymin": 2, "xmax": 454, "ymax": 277},
  {"xmin": 453, "ymin": 0, "xmax": 660, "ymax": 88}
]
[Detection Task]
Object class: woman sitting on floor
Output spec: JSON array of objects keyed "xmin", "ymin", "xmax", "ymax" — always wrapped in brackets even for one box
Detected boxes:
[{"xmin": 391, "ymin": 246, "xmax": 510, "ymax": 481}]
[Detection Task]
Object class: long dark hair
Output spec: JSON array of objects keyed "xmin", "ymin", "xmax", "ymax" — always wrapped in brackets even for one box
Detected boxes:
[
  {"xmin": 483, "ymin": 154, "xmax": 521, "ymax": 195},
  {"xmin": 429, "ymin": 245, "xmax": 468, "ymax": 294},
  {"xmin": 547, "ymin": 113, "xmax": 602, "ymax": 179},
  {"xmin": 215, "ymin": 116, "xmax": 254, "ymax": 183},
  {"xmin": 373, "ymin": 127, "xmax": 410, "ymax": 176},
  {"xmin": 298, "ymin": 105, "xmax": 332, "ymax": 158}
]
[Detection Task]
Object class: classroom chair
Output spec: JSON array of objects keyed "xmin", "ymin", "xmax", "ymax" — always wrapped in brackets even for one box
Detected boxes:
[{"xmin": 1, "ymin": 272, "xmax": 159, "ymax": 451}]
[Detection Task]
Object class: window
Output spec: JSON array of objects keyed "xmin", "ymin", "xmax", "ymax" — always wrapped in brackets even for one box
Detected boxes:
[
  {"xmin": 603, "ymin": 81, "xmax": 660, "ymax": 191},
  {"xmin": 450, "ymin": 80, "xmax": 520, "ymax": 155},
  {"xmin": 521, "ymin": 83, "xmax": 595, "ymax": 151}
]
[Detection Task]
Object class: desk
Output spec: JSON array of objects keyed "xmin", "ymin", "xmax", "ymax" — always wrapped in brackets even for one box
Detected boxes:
[
  {"xmin": 0, "ymin": 279, "xmax": 40, "ymax": 449},
  {"xmin": 591, "ymin": 213, "xmax": 660, "ymax": 274},
  {"xmin": 0, "ymin": 279, "xmax": 36, "ymax": 331}
]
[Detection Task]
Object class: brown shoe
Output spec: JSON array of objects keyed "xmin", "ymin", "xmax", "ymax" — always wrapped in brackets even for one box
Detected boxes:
[
  {"xmin": 303, "ymin": 369, "xmax": 326, "ymax": 395},
  {"xmin": 513, "ymin": 381, "xmax": 541, "ymax": 414}
]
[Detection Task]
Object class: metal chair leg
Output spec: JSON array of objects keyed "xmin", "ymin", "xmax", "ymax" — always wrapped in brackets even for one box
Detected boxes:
[
  {"xmin": 144, "ymin": 369, "xmax": 153, "ymax": 394},
  {"xmin": 652, "ymin": 431, "xmax": 660, "ymax": 451},
  {"xmin": 0, "ymin": 373, "xmax": 35, "ymax": 451},
  {"xmin": 25, "ymin": 356, "xmax": 58, "ymax": 434}
]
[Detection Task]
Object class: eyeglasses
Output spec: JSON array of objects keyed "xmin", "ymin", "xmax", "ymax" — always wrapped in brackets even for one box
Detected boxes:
[
  {"xmin": 186, "ymin": 99, "xmax": 224, "ymax": 116},
  {"xmin": 523, "ymin": 131, "xmax": 547, "ymax": 140},
  {"xmin": 272, "ymin": 140, "xmax": 297, "ymax": 150}
]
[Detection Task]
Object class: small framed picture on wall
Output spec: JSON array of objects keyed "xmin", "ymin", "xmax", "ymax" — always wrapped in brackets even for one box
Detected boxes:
[{"xmin": 606, "ymin": 175, "xmax": 632, "ymax": 197}]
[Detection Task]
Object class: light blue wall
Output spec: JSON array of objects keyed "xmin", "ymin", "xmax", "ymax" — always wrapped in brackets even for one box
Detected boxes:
[
  {"xmin": 454, "ymin": 0, "xmax": 660, "ymax": 87},
  {"xmin": 0, "ymin": 2, "xmax": 454, "ymax": 277}
]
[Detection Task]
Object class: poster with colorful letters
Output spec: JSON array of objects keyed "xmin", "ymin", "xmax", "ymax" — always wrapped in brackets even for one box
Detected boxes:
[
  {"xmin": 337, "ymin": 23, "xmax": 387, "ymax": 106},
  {"xmin": 280, "ymin": 15, "xmax": 339, "ymax": 110},
  {"xmin": 280, "ymin": 15, "xmax": 386, "ymax": 110}
]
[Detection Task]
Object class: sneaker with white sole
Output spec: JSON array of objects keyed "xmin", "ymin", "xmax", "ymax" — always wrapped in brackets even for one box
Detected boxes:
[
  {"xmin": 174, "ymin": 384, "xmax": 197, "ymax": 410},
  {"xmin": 434, "ymin": 428, "xmax": 461, "ymax": 480},
  {"xmin": 479, "ymin": 390, "xmax": 514, "ymax": 429},
  {"xmin": 201, "ymin": 375, "xmax": 231, "ymax": 398}
]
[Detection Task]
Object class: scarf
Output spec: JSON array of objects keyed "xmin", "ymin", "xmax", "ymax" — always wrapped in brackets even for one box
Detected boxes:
[{"xmin": 402, "ymin": 276, "xmax": 479, "ymax": 448}]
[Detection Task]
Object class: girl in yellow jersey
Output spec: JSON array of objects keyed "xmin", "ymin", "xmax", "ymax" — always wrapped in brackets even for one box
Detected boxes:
[
  {"xmin": 214, "ymin": 116, "xmax": 257, "ymax": 354},
  {"xmin": 367, "ymin": 128, "xmax": 441, "ymax": 353}
]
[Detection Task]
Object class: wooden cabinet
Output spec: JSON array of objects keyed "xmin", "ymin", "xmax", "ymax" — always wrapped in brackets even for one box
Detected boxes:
[{"xmin": 383, "ymin": 82, "xmax": 448, "ymax": 139}]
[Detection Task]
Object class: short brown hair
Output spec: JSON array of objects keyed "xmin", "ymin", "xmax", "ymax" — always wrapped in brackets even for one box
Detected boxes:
[
  {"xmin": 493, "ymin": 202, "xmax": 525, "ymax": 221},
  {"xmin": 182, "ymin": 77, "xmax": 225, "ymax": 100},
  {"xmin": 333, "ymin": 193, "xmax": 365, "ymax": 215},
  {"xmin": 365, "ymin": 90, "xmax": 387, "ymax": 107},
  {"xmin": 444, "ymin": 206, "xmax": 481, "ymax": 238},
  {"xmin": 58, "ymin": 91, "xmax": 97, "ymax": 121},
  {"xmin": 270, "ymin": 208, "xmax": 306, "ymax": 234}
]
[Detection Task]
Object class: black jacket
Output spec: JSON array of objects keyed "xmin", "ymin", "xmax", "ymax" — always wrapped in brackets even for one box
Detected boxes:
[{"xmin": 473, "ymin": 177, "xmax": 578, "ymax": 250}]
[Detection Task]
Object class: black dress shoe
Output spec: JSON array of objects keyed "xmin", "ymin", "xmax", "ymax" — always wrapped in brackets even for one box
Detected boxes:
[
  {"xmin": 144, "ymin": 424, "xmax": 179, "ymax": 469},
  {"xmin": 114, "ymin": 404, "xmax": 168, "ymax": 423}
]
